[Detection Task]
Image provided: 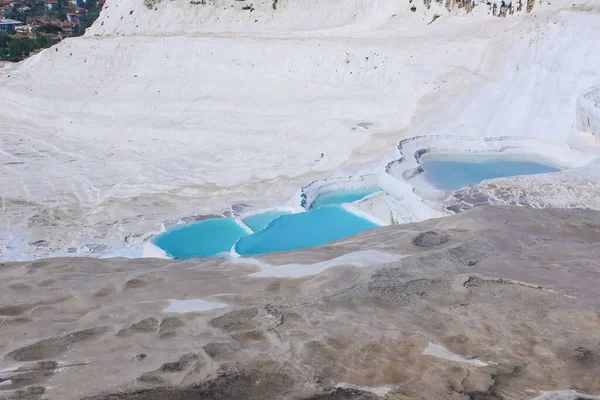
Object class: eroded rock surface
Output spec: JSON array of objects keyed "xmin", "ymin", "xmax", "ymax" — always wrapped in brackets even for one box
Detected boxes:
[{"xmin": 0, "ymin": 206, "xmax": 599, "ymax": 399}]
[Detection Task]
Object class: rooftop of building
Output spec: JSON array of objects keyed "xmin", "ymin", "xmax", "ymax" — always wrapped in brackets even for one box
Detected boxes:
[{"xmin": 0, "ymin": 18, "xmax": 23, "ymax": 24}]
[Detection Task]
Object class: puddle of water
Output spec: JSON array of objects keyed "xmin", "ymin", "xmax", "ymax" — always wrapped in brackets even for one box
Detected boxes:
[
  {"xmin": 235, "ymin": 206, "xmax": 379, "ymax": 256},
  {"xmin": 422, "ymin": 158, "xmax": 560, "ymax": 191},
  {"xmin": 154, "ymin": 218, "xmax": 249, "ymax": 259},
  {"xmin": 247, "ymin": 250, "xmax": 402, "ymax": 278},
  {"xmin": 163, "ymin": 299, "xmax": 227, "ymax": 313},
  {"xmin": 243, "ymin": 210, "xmax": 291, "ymax": 232},
  {"xmin": 310, "ymin": 187, "xmax": 382, "ymax": 209}
]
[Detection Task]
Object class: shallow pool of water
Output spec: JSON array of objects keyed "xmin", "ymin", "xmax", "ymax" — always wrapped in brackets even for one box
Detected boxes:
[
  {"xmin": 309, "ymin": 187, "xmax": 381, "ymax": 209},
  {"xmin": 154, "ymin": 218, "xmax": 249, "ymax": 259},
  {"xmin": 235, "ymin": 206, "xmax": 379, "ymax": 256},
  {"xmin": 422, "ymin": 158, "xmax": 560, "ymax": 191},
  {"xmin": 243, "ymin": 211, "xmax": 291, "ymax": 232}
]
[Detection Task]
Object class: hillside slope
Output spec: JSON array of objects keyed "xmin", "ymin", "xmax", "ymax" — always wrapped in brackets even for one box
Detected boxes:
[{"xmin": 1, "ymin": 206, "xmax": 600, "ymax": 399}]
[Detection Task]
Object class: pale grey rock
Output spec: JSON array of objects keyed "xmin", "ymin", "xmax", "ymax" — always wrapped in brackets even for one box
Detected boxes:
[{"xmin": 0, "ymin": 206, "xmax": 599, "ymax": 400}]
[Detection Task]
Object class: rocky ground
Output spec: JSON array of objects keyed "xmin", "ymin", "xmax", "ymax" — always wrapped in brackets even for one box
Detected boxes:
[{"xmin": 0, "ymin": 206, "xmax": 599, "ymax": 400}]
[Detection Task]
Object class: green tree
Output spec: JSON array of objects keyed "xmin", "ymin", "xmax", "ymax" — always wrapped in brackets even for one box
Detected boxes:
[
  {"xmin": 85, "ymin": 0, "xmax": 98, "ymax": 10},
  {"xmin": 7, "ymin": 38, "xmax": 31, "ymax": 60},
  {"xmin": 0, "ymin": 32, "xmax": 11, "ymax": 48},
  {"xmin": 33, "ymin": 35, "xmax": 48, "ymax": 49},
  {"xmin": 38, "ymin": 24, "xmax": 63, "ymax": 34},
  {"xmin": 27, "ymin": 36, "xmax": 48, "ymax": 52}
]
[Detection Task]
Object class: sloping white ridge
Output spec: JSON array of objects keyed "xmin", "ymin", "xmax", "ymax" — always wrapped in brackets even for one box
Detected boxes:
[{"xmin": 0, "ymin": 0, "xmax": 599, "ymax": 260}]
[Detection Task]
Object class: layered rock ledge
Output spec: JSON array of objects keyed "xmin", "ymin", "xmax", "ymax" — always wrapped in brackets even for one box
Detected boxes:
[{"xmin": 578, "ymin": 87, "xmax": 600, "ymax": 138}]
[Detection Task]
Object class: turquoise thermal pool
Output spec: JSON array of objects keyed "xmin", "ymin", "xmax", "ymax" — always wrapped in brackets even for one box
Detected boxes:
[
  {"xmin": 422, "ymin": 157, "xmax": 560, "ymax": 191},
  {"xmin": 154, "ymin": 186, "xmax": 384, "ymax": 259},
  {"xmin": 242, "ymin": 210, "xmax": 291, "ymax": 232},
  {"xmin": 235, "ymin": 206, "xmax": 379, "ymax": 256},
  {"xmin": 309, "ymin": 187, "xmax": 381, "ymax": 209},
  {"xmin": 153, "ymin": 218, "xmax": 249, "ymax": 259}
]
